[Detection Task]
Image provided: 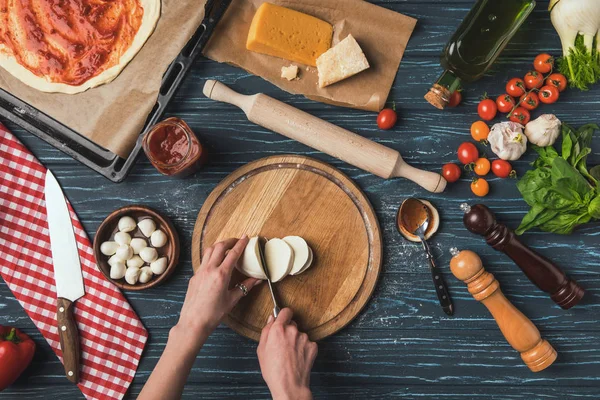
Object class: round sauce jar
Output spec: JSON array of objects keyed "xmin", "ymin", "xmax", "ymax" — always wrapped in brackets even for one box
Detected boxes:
[{"xmin": 142, "ymin": 118, "xmax": 207, "ymax": 177}]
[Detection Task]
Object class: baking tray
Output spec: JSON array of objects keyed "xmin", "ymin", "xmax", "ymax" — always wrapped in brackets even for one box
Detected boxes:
[{"xmin": 0, "ymin": 0, "xmax": 230, "ymax": 183}]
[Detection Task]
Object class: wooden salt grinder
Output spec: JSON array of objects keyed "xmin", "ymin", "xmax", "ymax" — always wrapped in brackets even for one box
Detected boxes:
[
  {"xmin": 449, "ymin": 248, "xmax": 557, "ymax": 372},
  {"xmin": 461, "ymin": 203, "xmax": 584, "ymax": 310}
]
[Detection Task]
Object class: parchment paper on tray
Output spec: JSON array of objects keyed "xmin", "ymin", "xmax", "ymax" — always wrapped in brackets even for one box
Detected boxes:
[
  {"xmin": 0, "ymin": 0, "xmax": 207, "ymax": 159},
  {"xmin": 203, "ymin": 0, "xmax": 417, "ymax": 112}
]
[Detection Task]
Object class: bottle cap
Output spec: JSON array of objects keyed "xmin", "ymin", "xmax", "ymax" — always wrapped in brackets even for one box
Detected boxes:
[{"xmin": 424, "ymin": 84, "xmax": 450, "ymax": 109}]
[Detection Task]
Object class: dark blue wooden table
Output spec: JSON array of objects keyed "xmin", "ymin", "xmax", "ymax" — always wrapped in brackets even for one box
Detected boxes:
[{"xmin": 2, "ymin": 1, "xmax": 599, "ymax": 398}]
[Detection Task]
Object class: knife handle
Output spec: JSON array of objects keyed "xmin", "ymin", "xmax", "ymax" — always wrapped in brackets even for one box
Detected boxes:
[
  {"xmin": 422, "ymin": 241, "xmax": 454, "ymax": 316},
  {"xmin": 57, "ymin": 298, "xmax": 80, "ymax": 383}
]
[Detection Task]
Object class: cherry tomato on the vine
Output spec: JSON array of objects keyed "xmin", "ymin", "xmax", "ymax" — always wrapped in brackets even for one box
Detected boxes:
[
  {"xmin": 448, "ymin": 90, "xmax": 462, "ymax": 107},
  {"xmin": 509, "ymin": 107, "xmax": 531, "ymax": 125},
  {"xmin": 533, "ymin": 53, "xmax": 554, "ymax": 74},
  {"xmin": 545, "ymin": 73, "xmax": 567, "ymax": 92},
  {"xmin": 538, "ymin": 85, "xmax": 560, "ymax": 104},
  {"xmin": 477, "ymin": 98, "xmax": 497, "ymax": 121},
  {"xmin": 377, "ymin": 108, "xmax": 397, "ymax": 130},
  {"xmin": 458, "ymin": 142, "xmax": 479, "ymax": 165},
  {"xmin": 492, "ymin": 160, "xmax": 515, "ymax": 178},
  {"xmin": 470, "ymin": 121, "xmax": 490, "ymax": 142},
  {"xmin": 519, "ymin": 92, "xmax": 539, "ymax": 111},
  {"xmin": 524, "ymin": 71, "xmax": 544, "ymax": 90},
  {"xmin": 442, "ymin": 163, "xmax": 461, "ymax": 183},
  {"xmin": 474, "ymin": 158, "xmax": 491, "ymax": 176},
  {"xmin": 496, "ymin": 94, "xmax": 516, "ymax": 113},
  {"xmin": 506, "ymin": 78, "xmax": 526, "ymax": 97},
  {"xmin": 471, "ymin": 178, "xmax": 490, "ymax": 197}
]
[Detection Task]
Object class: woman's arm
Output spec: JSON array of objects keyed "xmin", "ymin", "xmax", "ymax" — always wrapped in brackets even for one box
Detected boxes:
[{"xmin": 138, "ymin": 236, "xmax": 260, "ymax": 400}]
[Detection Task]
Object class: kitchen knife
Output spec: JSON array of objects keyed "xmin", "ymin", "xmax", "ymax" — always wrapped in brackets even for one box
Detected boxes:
[
  {"xmin": 257, "ymin": 238, "xmax": 280, "ymax": 318},
  {"xmin": 44, "ymin": 170, "xmax": 84, "ymax": 383}
]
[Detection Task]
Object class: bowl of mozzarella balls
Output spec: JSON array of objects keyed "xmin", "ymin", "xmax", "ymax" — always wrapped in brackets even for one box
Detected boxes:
[{"xmin": 93, "ymin": 205, "xmax": 180, "ymax": 290}]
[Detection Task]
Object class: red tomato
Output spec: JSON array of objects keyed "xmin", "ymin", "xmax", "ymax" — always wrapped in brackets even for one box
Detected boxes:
[
  {"xmin": 545, "ymin": 73, "xmax": 568, "ymax": 92},
  {"xmin": 442, "ymin": 163, "xmax": 461, "ymax": 183},
  {"xmin": 458, "ymin": 142, "xmax": 479, "ymax": 165},
  {"xmin": 492, "ymin": 160, "xmax": 515, "ymax": 178},
  {"xmin": 534, "ymin": 53, "xmax": 554, "ymax": 74},
  {"xmin": 506, "ymin": 78, "xmax": 526, "ymax": 97},
  {"xmin": 377, "ymin": 108, "xmax": 398, "ymax": 130},
  {"xmin": 448, "ymin": 91, "xmax": 462, "ymax": 107},
  {"xmin": 471, "ymin": 178, "xmax": 490, "ymax": 197},
  {"xmin": 538, "ymin": 85, "xmax": 560, "ymax": 104},
  {"xmin": 496, "ymin": 94, "xmax": 516, "ymax": 113},
  {"xmin": 519, "ymin": 92, "xmax": 539, "ymax": 111},
  {"xmin": 474, "ymin": 158, "xmax": 491, "ymax": 176},
  {"xmin": 524, "ymin": 71, "xmax": 544, "ymax": 90},
  {"xmin": 509, "ymin": 107, "xmax": 531, "ymax": 125},
  {"xmin": 477, "ymin": 98, "xmax": 497, "ymax": 121}
]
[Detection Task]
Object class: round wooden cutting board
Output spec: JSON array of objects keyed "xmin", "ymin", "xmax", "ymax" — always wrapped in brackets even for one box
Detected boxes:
[{"xmin": 192, "ymin": 155, "xmax": 382, "ymax": 341}]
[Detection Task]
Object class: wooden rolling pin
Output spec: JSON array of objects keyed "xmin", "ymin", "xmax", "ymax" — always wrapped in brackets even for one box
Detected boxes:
[
  {"xmin": 449, "ymin": 248, "xmax": 557, "ymax": 372},
  {"xmin": 203, "ymin": 80, "xmax": 446, "ymax": 193}
]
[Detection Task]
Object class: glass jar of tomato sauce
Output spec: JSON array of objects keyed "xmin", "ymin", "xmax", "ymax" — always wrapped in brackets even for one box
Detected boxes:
[{"xmin": 142, "ymin": 117, "xmax": 207, "ymax": 177}]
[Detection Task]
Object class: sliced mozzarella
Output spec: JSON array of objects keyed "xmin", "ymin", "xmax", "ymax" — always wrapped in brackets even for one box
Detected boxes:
[
  {"xmin": 293, "ymin": 246, "xmax": 314, "ymax": 276},
  {"xmin": 238, "ymin": 237, "xmax": 268, "ymax": 280},
  {"xmin": 283, "ymin": 236, "xmax": 311, "ymax": 275},
  {"xmin": 264, "ymin": 238, "xmax": 294, "ymax": 282}
]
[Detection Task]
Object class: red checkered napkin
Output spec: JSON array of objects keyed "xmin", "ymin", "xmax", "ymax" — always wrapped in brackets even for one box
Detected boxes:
[{"xmin": 0, "ymin": 123, "xmax": 148, "ymax": 399}]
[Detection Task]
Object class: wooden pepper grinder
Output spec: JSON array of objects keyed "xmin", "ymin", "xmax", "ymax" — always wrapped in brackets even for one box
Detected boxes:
[
  {"xmin": 449, "ymin": 248, "xmax": 557, "ymax": 372},
  {"xmin": 461, "ymin": 203, "xmax": 584, "ymax": 310}
]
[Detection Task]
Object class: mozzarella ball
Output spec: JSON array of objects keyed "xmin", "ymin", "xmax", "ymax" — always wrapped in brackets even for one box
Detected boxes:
[
  {"xmin": 114, "ymin": 231, "xmax": 131, "ymax": 246},
  {"xmin": 150, "ymin": 229, "xmax": 168, "ymax": 248},
  {"xmin": 130, "ymin": 238, "xmax": 148, "ymax": 255},
  {"xmin": 150, "ymin": 257, "xmax": 168, "ymax": 275},
  {"xmin": 116, "ymin": 245, "xmax": 133, "ymax": 261},
  {"xmin": 110, "ymin": 261, "xmax": 126, "ymax": 280},
  {"xmin": 139, "ymin": 266, "xmax": 154, "ymax": 284},
  {"xmin": 139, "ymin": 247, "xmax": 158, "ymax": 263},
  {"xmin": 125, "ymin": 267, "xmax": 141, "ymax": 285},
  {"xmin": 108, "ymin": 255, "xmax": 123, "ymax": 268},
  {"xmin": 127, "ymin": 255, "xmax": 144, "ymax": 269},
  {"xmin": 100, "ymin": 241, "xmax": 118, "ymax": 256},
  {"xmin": 138, "ymin": 218, "xmax": 156, "ymax": 238},
  {"xmin": 118, "ymin": 216, "xmax": 137, "ymax": 233}
]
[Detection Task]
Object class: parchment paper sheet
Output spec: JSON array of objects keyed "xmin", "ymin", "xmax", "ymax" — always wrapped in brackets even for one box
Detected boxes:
[
  {"xmin": 0, "ymin": 0, "xmax": 207, "ymax": 158},
  {"xmin": 204, "ymin": 0, "xmax": 417, "ymax": 112}
]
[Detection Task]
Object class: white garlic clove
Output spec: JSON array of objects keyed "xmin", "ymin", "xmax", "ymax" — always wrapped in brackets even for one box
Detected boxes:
[
  {"xmin": 100, "ymin": 241, "xmax": 119, "ymax": 256},
  {"xmin": 127, "ymin": 255, "xmax": 145, "ymax": 269},
  {"xmin": 150, "ymin": 229, "xmax": 168, "ymax": 248},
  {"xmin": 118, "ymin": 216, "xmax": 137, "ymax": 233},
  {"xmin": 138, "ymin": 218, "xmax": 156, "ymax": 237},
  {"xmin": 116, "ymin": 245, "xmax": 133, "ymax": 261},
  {"xmin": 130, "ymin": 238, "xmax": 148, "ymax": 255},
  {"xmin": 110, "ymin": 261, "xmax": 126, "ymax": 279},
  {"xmin": 139, "ymin": 247, "xmax": 158, "ymax": 263},
  {"xmin": 114, "ymin": 231, "xmax": 132, "ymax": 246},
  {"xmin": 125, "ymin": 267, "xmax": 142, "ymax": 285},
  {"xmin": 139, "ymin": 266, "xmax": 154, "ymax": 284},
  {"xmin": 108, "ymin": 254, "xmax": 123, "ymax": 268},
  {"xmin": 150, "ymin": 257, "xmax": 168, "ymax": 275}
]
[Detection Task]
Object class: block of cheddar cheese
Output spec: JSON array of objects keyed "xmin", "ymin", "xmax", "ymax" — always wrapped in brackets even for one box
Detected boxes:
[
  {"xmin": 246, "ymin": 3, "xmax": 333, "ymax": 67},
  {"xmin": 316, "ymin": 34, "xmax": 370, "ymax": 88}
]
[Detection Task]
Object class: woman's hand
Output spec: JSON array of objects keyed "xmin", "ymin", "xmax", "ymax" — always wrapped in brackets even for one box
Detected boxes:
[
  {"xmin": 175, "ymin": 236, "xmax": 261, "ymax": 347},
  {"xmin": 257, "ymin": 308, "xmax": 318, "ymax": 400}
]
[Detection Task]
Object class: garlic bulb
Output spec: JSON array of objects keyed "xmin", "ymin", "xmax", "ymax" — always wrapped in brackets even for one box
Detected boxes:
[
  {"xmin": 127, "ymin": 255, "xmax": 145, "ymax": 269},
  {"xmin": 150, "ymin": 257, "xmax": 168, "ymax": 275},
  {"xmin": 125, "ymin": 267, "xmax": 142, "ymax": 285},
  {"xmin": 100, "ymin": 241, "xmax": 119, "ymax": 256},
  {"xmin": 150, "ymin": 229, "xmax": 168, "ymax": 248},
  {"xmin": 140, "ymin": 247, "xmax": 158, "ymax": 263},
  {"xmin": 488, "ymin": 122, "xmax": 528, "ymax": 161},
  {"xmin": 139, "ymin": 266, "xmax": 154, "ymax": 284},
  {"xmin": 130, "ymin": 238, "xmax": 148, "ymax": 255},
  {"xmin": 138, "ymin": 219, "xmax": 156, "ymax": 237},
  {"xmin": 524, "ymin": 114, "xmax": 561, "ymax": 147},
  {"xmin": 118, "ymin": 216, "xmax": 136, "ymax": 233},
  {"xmin": 110, "ymin": 261, "xmax": 126, "ymax": 279},
  {"xmin": 116, "ymin": 245, "xmax": 133, "ymax": 261},
  {"xmin": 114, "ymin": 231, "xmax": 131, "ymax": 246}
]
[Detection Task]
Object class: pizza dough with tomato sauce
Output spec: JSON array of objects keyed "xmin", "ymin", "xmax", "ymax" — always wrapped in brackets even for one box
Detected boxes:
[{"xmin": 0, "ymin": 0, "xmax": 160, "ymax": 94}]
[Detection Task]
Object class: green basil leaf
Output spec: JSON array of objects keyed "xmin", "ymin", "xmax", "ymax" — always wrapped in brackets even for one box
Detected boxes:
[
  {"xmin": 561, "ymin": 124, "xmax": 574, "ymax": 162},
  {"xmin": 590, "ymin": 165, "xmax": 600, "ymax": 183},
  {"xmin": 517, "ymin": 169, "xmax": 552, "ymax": 207},
  {"xmin": 532, "ymin": 145, "xmax": 558, "ymax": 168},
  {"xmin": 540, "ymin": 211, "xmax": 592, "ymax": 235},
  {"xmin": 589, "ymin": 195, "xmax": 600, "ymax": 219},
  {"xmin": 551, "ymin": 157, "xmax": 592, "ymax": 197},
  {"xmin": 516, "ymin": 205, "xmax": 556, "ymax": 235}
]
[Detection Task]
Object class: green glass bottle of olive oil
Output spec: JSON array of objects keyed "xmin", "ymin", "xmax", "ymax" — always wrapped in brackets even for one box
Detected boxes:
[{"xmin": 425, "ymin": 0, "xmax": 536, "ymax": 109}]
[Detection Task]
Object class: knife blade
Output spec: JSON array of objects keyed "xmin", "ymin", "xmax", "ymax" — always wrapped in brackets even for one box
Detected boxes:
[
  {"xmin": 44, "ymin": 170, "xmax": 84, "ymax": 383},
  {"xmin": 257, "ymin": 238, "xmax": 280, "ymax": 318}
]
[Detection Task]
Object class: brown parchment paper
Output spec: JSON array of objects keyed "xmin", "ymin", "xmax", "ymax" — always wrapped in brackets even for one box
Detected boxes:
[
  {"xmin": 0, "ymin": 0, "xmax": 207, "ymax": 159},
  {"xmin": 204, "ymin": 0, "xmax": 416, "ymax": 112}
]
